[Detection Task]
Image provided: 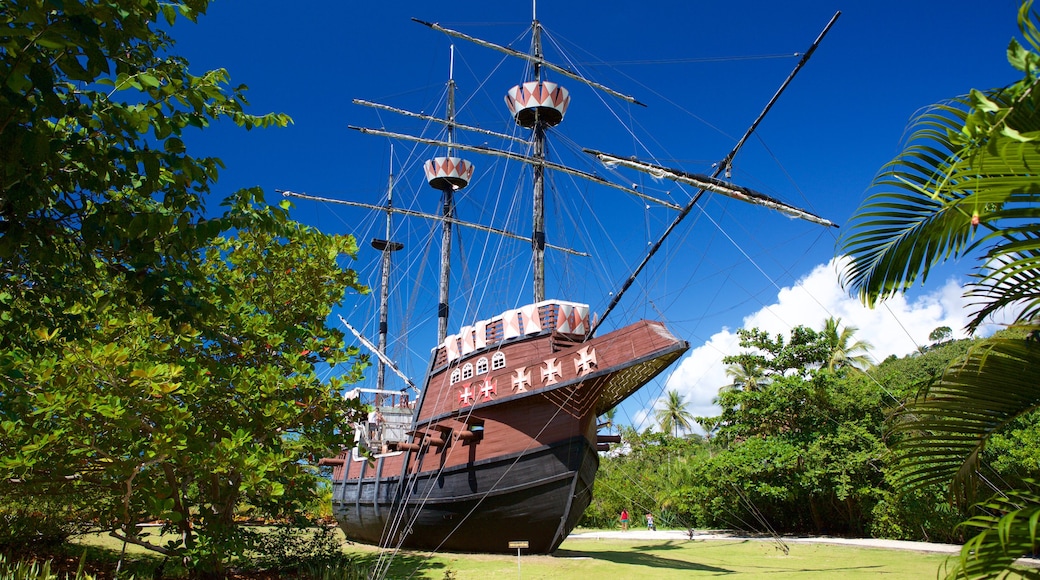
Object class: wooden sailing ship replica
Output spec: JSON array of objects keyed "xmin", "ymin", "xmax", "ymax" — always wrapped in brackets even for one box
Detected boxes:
[{"xmin": 291, "ymin": 7, "xmax": 840, "ymax": 555}]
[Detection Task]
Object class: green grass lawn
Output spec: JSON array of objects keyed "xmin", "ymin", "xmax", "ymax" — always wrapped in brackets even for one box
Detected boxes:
[
  {"xmin": 61, "ymin": 528, "xmax": 1022, "ymax": 579},
  {"xmin": 369, "ymin": 537, "xmax": 956, "ymax": 580}
]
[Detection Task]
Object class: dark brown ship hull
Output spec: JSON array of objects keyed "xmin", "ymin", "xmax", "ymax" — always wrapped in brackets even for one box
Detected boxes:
[
  {"xmin": 328, "ymin": 315, "xmax": 689, "ymax": 554},
  {"xmin": 331, "ymin": 435, "xmax": 597, "ymax": 553}
]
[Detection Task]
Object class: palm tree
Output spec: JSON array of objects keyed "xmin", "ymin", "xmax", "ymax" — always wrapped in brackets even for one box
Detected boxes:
[
  {"xmin": 820, "ymin": 317, "xmax": 874, "ymax": 371},
  {"xmin": 837, "ymin": 2, "xmax": 1040, "ymax": 575},
  {"xmin": 723, "ymin": 359, "xmax": 765, "ymax": 391},
  {"xmin": 696, "ymin": 416, "xmax": 720, "ymax": 457},
  {"xmin": 655, "ymin": 389, "xmax": 695, "ymax": 438}
]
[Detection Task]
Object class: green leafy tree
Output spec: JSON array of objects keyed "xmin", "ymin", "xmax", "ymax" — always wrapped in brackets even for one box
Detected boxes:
[
  {"xmin": 0, "ymin": 1, "xmax": 367, "ymax": 573},
  {"xmin": 695, "ymin": 416, "xmax": 720, "ymax": 456},
  {"xmin": 704, "ymin": 369, "xmax": 888, "ymax": 535},
  {"xmin": 1, "ymin": 192, "xmax": 369, "ymax": 573},
  {"xmin": 0, "ymin": 0, "xmax": 291, "ymax": 342},
  {"xmin": 723, "ymin": 326, "xmax": 830, "ymax": 382},
  {"xmin": 590, "ymin": 334, "xmax": 979, "ymax": 541},
  {"xmin": 655, "ymin": 389, "xmax": 695, "ymax": 438},
  {"xmin": 697, "ymin": 323, "xmax": 892, "ymax": 536},
  {"xmin": 593, "ymin": 331, "xmax": 981, "ymax": 542},
  {"xmin": 837, "ymin": 1, "xmax": 1040, "ymax": 575},
  {"xmin": 928, "ymin": 326, "xmax": 953, "ymax": 345},
  {"xmin": 582, "ymin": 426, "xmax": 706, "ymax": 529}
]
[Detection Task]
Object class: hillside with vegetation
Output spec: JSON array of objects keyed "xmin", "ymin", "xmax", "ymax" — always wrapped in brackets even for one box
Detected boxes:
[{"xmin": 585, "ymin": 323, "xmax": 979, "ymax": 543}]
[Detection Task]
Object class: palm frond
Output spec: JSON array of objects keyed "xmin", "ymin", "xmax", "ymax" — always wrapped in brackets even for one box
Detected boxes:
[
  {"xmin": 839, "ymin": 79, "xmax": 1040, "ymax": 321},
  {"xmin": 839, "ymin": 101, "xmax": 982, "ymax": 303},
  {"xmin": 889, "ymin": 330, "xmax": 1040, "ymax": 503},
  {"xmin": 968, "ymin": 247, "xmax": 1040, "ymax": 331},
  {"xmin": 943, "ymin": 484, "xmax": 1040, "ymax": 579}
]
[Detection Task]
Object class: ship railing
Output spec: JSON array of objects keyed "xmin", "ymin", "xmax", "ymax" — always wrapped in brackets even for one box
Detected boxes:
[
  {"xmin": 344, "ymin": 387, "xmax": 417, "ymax": 454},
  {"xmin": 432, "ymin": 299, "xmax": 591, "ymax": 368},
  {"xmin": 378, "ymin": 406, "xmax": 413, "ymax": 444},
  {"xmin": 344, "ymin": 387, "xmax": 415, "ymax": 410},
  {"xmin": 356, "ymin": 405, "xmax": 414, "ymax": 454}
]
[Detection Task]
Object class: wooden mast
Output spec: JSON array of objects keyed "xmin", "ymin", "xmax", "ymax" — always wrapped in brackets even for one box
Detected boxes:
[
  {"xmin": 348, "ymin": 11, "xmax": 840, "ymax": 340},
  {"xmin": 531, "ymin": 17, "xmax": 546, "ymax": 303},
  {"xmin": 371, "ymin": 150, "xmax": 403, "ymax": 400},
  {"xmin": 503, "ymin": 1, "xmax": 570, "ymax": 304},
  {"xmin": 426, "ymin": 45, "xmax": 474, "ymax": 342}
]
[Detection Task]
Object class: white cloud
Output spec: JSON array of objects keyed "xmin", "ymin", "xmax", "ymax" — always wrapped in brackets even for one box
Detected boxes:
[{"xmin": 660, "ymin": 257, "xmax": 973, "ymax": 431}]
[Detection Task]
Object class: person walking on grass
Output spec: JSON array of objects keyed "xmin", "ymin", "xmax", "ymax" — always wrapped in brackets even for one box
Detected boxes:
[
  {"xmin": 620, "ymin": 508, "xmax": 629, "ymax": 531},
  {"xmin": 645, "ymin": 512, "xmax": 655, "ymax": 531}
]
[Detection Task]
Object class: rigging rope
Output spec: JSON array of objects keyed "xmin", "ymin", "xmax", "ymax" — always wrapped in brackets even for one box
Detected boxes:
[{"xmin": 298, "ymin": 12, "xmax": 936, "ymax": 578}]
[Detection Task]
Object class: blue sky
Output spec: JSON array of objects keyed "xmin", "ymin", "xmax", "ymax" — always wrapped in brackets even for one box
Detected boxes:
[{"xmin": 172, "ymin": 0, "xmax": 1025, "ymax": 429}]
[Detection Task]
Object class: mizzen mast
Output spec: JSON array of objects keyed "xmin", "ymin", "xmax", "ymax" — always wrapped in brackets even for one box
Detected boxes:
[{"xmin": 424, "ymin": 45, "xmax": 475, "ymax": 342}]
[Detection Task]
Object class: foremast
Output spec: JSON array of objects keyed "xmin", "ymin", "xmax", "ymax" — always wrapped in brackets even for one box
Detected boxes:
[{"xmin": 371, "ymin": 151, "xmax": 404, "ymax": 402}]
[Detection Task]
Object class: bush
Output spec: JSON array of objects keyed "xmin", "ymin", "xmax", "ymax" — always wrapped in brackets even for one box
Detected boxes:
[
  {"xmin": 869, "ymin": 488, "xmax": 964, "ymax": 543},
  {"xmin": 239, "ymin": 524, "xmax": 358, "ymax": 575},
  {"xmin": 0, "ymin": 495, "xmax": 96, "ymax": 552}
]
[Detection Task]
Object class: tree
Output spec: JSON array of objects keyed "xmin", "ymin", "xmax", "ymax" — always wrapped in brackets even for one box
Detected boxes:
[
  {"xmin": 820, "ymin": 317, "xmax": 874, "ymax": 371},
  {"xmin": 581, "ymin": 425, "xmax": 707, "ymax": 529},
  {"xmin": 0, "ymin": 0, "xmax": 291, "ymax": 344},
  {"xmin": 837, "ymin": 1, "xmax": 1040, "ymax": 575},
  {"xmin": 705, "ymin": 357, "xmax": 890, "ymax": 535},
  {"xmin": 837, "ymin": 10, "xmax": 1040, "ymax": 336},
  {"xmin": 723, "ymin": 326, "xmax": 830, "ymax": 381},
  {"xmin": 591, "ymin": 332, "xmax": 980, "ymax": 541},
  {"xmin": 699, "ymin": 321, "xmax": 907, "ymax": 537},
  {"xmin": 2, "ymin": 191, "xmax": 369, "ymax": 574},
  {"xmin": 0, "ymin": 2, "xmax": 367, "ymax": 573},
  {"xmin": 723, "ymin": 359, "xmax": 765, "ymax": 392},
  {"xmin": 928, "ymin": 326, "xmax": 953, "ymax": 346},
  {"xmin": 655, "ymin": 389, "xmax": 695, "ymax": 438}
]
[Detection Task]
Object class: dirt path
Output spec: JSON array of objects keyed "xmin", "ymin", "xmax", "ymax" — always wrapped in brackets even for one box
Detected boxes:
[{"xmin": 568, "ymin": 529, "xmax": 963, "ymax": 554}]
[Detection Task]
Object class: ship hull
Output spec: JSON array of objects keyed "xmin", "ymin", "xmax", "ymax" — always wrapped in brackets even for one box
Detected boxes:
[
  {"xmin": 331, "ymin": 435, "xmax": 597, "ymax": 553},
  {"xmin": 328, "ymin": 308, "xmax": 689, "ymax": 554}
]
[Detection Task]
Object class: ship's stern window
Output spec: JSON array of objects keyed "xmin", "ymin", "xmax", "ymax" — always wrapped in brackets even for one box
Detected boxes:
[
  {"xmin": 476, "ymin": 357, "xmax": 489, "ymax": 375},
  {"xmin": 462, "ymin": 363, "xmax": 474, "ymax": 380},
  {"xmin": 492, "ymin": 351, "xmax": 506, "ymax": 370},
  {"xmin": 450, "ymin": 368, "xmax": 461, "ymax": 385}
]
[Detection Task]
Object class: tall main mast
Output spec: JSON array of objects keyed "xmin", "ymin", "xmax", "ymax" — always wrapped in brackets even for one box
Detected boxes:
[
  {"xmin": 425, "ymin": 46, "xmax": 474, "ymax": 342},
  {"xmin": 504, "ymin": 8, "xmax": 569, "ymax": 303},
  {"xmin": 531, "ymin": 19, "xmax": 546, "ymax": 303}
]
